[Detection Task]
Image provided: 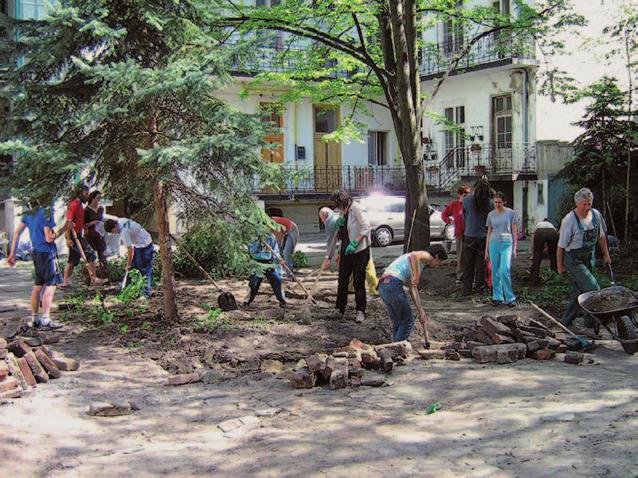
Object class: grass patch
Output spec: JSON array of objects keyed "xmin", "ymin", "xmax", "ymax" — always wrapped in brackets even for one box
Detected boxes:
[{"xmin": 194, "ymin": 307, "xmax": 235, "ymax": 332}]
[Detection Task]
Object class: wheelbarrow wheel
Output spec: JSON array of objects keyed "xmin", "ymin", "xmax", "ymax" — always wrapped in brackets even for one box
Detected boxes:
[{"xmin": 615, "ymin": 315, "xmax": 638, "ymax": 355}]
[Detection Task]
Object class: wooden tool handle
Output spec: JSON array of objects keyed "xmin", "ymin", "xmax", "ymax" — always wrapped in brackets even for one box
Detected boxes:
[
  {"xmin": 261, "ymin": 241, "xmax": 312, "ymax": 298},
  {"xmin": 170, "ymin": 234, "xmax": 223, "ymax": 293},
  {"xmin": 70, "ymin": 228, "xmax": 89, "ymax": 263},
  {"xmin": 529, "ymin": 302, "xmax": 582, "ymax": 340}
]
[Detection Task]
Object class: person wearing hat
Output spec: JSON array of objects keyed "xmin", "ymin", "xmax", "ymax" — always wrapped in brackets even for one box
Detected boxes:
[{"xmin": 557, "ymin": 188, "xmax": 612, "ymax": 334}]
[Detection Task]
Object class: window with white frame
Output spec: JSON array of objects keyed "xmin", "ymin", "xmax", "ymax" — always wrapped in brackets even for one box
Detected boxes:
[
  {"xmin": 367, "ymin": 131, "xmax": 388, "ymax": 166},
  {"xmin": 443, "ymin": 106, "xmax": 466, "ymax": 168},
  {"xmin": 492, "ymin": 94, "xmax": 512, "ymax": 148},
  {"xmin": 443, "ymin": 0, "xmax": 464, "ymax": 57}
]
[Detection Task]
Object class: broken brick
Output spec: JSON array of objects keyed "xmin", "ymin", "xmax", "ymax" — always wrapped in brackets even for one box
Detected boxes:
[
  {"xmin": 329, "ymin": 369, "xmax": 348, "ymax": 389},
  {"xmin": 0, "ymin": 376, "xmax": 19, "ymax": 393},
  {"xmin": 526, "ymin": 339, "xmax": 549, "ymax": 354},
  {"xmin": 22, "ymin": 336, "xmax": 42, "ymax": 347},
  {"xmin": 564, "ymin": 351, "xmax": 584, "ymax": 365},
  {"xmin": 167, "ymin": 372, "xmax": 200, "ymax": 386},
  {"xmin": 52, "ymin": 355, "xmax": 80, "ymax": 372},
  {"xmin": 479, "ymin": 315, "xmax": 513, "ymax": 340},
  {"xmin": 5, "ymin": 353, "xmax": 29, "ymax": 391},
  {"xmin": 378, "ymin": 348, "xmax": 393, "ymax": 373},
  {"xmin": 35, "ymin": 349, "xmax": 61, "ymax": 379},
  {"xmin": 476, "ymin": 329, "xmax": 494, "ymax": 345},
  {"xmin": 417, "ymin": 349, "xmax": 445, "ymax": 360},
  {"xmin": 465, "ymin": 341, "xmax": 484, "ymax": 350},
  {"xmin": 0, "ymin": 338, "xmax": 7, "ymax": 349},
  {"xmin": 16, "ymin": 357, "xmax": 36, "ymax": 386},
  {"xmin": 374, "ymin": 341, "xmax": 412, "ymax": 359},
  {"xmin": 305, "ymin": 354, "xmax": 326, "ymax": 374},
  {"xmin": 348, "ymin": 338, "xmax": 366, "ymax": 349},
  {"xmin": 23, "ymin": 351, "xmax": 48, "ymax": 383},
  {"xmin": 531, "ymin": 349, "xmax": 556, "ymax": 361},
  {"xmin": 360, "ymin": 349, "xmax": 380, "ymax": 369},
  {"xmin": 472, "ymin": 343, "xmax": 527, "ymax": 364},
  {"xmin": 496, "ymin": 314, "xmax": 520, "ymax": 327},
  {"xmin": 7, "ymin": 340, "xmax": 31, "ymax": 358},
  {"xmin": 444, "ymin": 350, "xmax": 461, "ymax": 361},
  {"xmin": 290, "ymin": 368, "xmax": 316, "ymax": 389},
  {"xmin": 0, "ymin": 361, "xmax": 8, "ymax": 379}
]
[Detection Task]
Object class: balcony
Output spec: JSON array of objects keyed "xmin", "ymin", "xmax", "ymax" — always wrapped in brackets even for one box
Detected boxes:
[
  {"xmin": 425, "ymin": 143, "xmax": 537, "ymax": 191},
  {"xmin": 253, "ymin": 165, "xmax": 407, "ymax": 197},
  {"xmin": 420, "ymin": 32, "xmax": 536, "ymax": 79}
]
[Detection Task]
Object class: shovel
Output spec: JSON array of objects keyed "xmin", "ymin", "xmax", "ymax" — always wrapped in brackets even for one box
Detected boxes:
[
  {"xmin": 530, "ymin": 302, "xmax": 595, "ymax": 351},
  {"xmin": 120, "ymin": 268, "xmax": 130, "ymax": 292},
  {"xmin": 170, "ymin": 234, "xmax": 238, "ymax": 311}
]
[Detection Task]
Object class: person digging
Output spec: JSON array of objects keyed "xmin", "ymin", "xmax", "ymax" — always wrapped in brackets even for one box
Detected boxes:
[
  {"xmin": 244, "ymin": 233, "xmax": 288, "ymax": 309},
  {"xmin": 378, "ymin": 245, "xmax": 448, "ymax": 348}
]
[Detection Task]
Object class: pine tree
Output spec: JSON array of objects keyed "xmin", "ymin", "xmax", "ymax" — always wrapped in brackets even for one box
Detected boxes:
[{"xmin": 0, "ymin": 0, "xmax": 280, "ymax": 320}]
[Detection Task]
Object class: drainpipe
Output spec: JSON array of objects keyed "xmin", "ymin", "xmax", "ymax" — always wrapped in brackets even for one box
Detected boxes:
[{"xmin": 519, "ymin": 68, "xmax": 530, "ymax": 236}]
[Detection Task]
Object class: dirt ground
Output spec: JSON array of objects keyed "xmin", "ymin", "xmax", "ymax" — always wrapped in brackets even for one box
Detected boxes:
[{"xmin": 1, "ymin": 253, "xmax": 638, "ymax": 477}]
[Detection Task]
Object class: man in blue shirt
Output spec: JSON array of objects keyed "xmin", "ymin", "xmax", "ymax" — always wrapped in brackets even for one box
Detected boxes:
[{"xmin": 8, "ymin": 205, "xmax": 64, "ymax": 329}]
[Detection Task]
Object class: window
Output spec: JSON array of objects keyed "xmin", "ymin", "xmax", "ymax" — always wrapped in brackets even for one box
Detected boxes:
[
  {"xmin": 537, "ymin": 183, "xmax": 544, "ymax": 205},
  {"xmin": 443, "ymin": 0, "xmax": 464, "ymax": 57},
  {"xmin": 314, "ymin": 107, "xmax": 338, "ymax": 134},
  {"xmin": 367, "ymin": 131, "xmax": 388, "ymax": 166},
  {"xmin": 492, "ymin": 94, "xmax": 512, "ymax": 148},
  {"xmin": 492, "ymin": 0, "xmax": 510, "ymax": 15},
  {"xmin": 443, "ymin": 105, "xmax": 466, "ymax": 168}
]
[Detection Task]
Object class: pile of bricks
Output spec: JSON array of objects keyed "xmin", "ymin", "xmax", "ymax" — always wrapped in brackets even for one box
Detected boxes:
[
  {"xmin": 290, "ymin": 339, "xmax": 412, "ymax": 390},
  {"xmin": 432, "ymin": 314, "xmax": 584, "ymax": 365},
  {"xmin": 0, "ymin": 336, "xmax": 79, "ymax": 400}
]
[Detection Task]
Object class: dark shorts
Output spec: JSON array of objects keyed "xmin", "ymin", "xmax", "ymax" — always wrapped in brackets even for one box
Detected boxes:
[
  {"xmin": 68, "ymin": 235, "xmax": 97, "ymax": 266},
  {"xmin": 33, "ymin": 251, "xmax": 63, "ymax": 286}
]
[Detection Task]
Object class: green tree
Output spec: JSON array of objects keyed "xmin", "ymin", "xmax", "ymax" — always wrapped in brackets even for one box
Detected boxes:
[
  {"xmin": 0, "ymin": 0, "xmax": 279, "ymax": 320},
  {"xmin": 213, "ymin": 0, "xmax": 581, "ymax": 250},
  {"xmin": 603, "ymin": 3, "xmax": 638, "ymax": 241},
  {"xmin": 559, "ymin": 77, "xmax": 638, "ymax": 235}
]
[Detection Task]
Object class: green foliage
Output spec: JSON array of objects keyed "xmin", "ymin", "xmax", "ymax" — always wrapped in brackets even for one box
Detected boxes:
[
  {"xmin": 292, "ymin": 250, "xmax": 309, "ymax": 269},
  {"xmin": 119, "ymin": 324, "xmax": 129, "ymax": 334},
  {"xmin": 99, "ymin": 311, "xmax": 115, "ymax": 324},
  {"xmin": 559, "ymin": 76, "xmax": 638, "ymax": 236},
  {"xmin": 116, "ymin": 269, "xmax": 146, "ymax": 303},
  {"xmin": 193, "ymin": 306, "xmax": 235, "ymax": 332}
]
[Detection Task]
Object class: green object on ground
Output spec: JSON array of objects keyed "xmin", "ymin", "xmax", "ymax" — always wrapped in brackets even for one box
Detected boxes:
[{"xmin": 426, "ymin": 401, "xmax": 441, "ymax": 414}]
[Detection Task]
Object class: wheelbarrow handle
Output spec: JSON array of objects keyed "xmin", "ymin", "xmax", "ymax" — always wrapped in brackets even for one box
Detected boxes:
[
  {"xmin": 529, "ymin": 302, "xmax": 592, "ymax": 347},
  {"xmin": 608, "ymin": 264, "xmax": 616, "ymax": 285}
]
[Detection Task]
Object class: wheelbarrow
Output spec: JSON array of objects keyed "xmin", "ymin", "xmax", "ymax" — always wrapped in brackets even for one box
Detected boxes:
[{"xmin": 578, "ymin": 285, "xmax": 638, "ymax": 355}]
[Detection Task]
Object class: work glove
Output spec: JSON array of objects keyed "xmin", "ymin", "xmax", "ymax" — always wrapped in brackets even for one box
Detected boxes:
[
  {"xmin": 345, "ymin": 240, "xmax": 360, "ymax": 255},
  {"xmin": 335, "ymin": 217, "xmax": 346, "ymax": 227}
]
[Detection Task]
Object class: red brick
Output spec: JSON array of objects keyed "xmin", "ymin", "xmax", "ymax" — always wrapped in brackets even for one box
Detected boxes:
[
  {"xmin": 374, "ymin": 341, "xmax": 412, "ymax": 359},
  {"xmin": 531, "ymin": 349, "xmax": 556, "ymax": 361},
  {"xmin": 444, "ymin": 350, "xmax": 461, "ymax": 361},
  {"xmin": 348, "ymin": 338, "xmax": 366, "ymax": 349},
  {"xmin": 378, "ymin": 348, "xmax": 393, "ymax": 373},
  {"xmin": 7, "ymin": 340, "xmax": 31, "ymax": 358},
  {"xmin": 23, "ymin": 351, "xmax": 49, "ymax": 383},
  {"xmin": 564, "ymin": 351, "xmax": 584, "ymax": 365},
  {"xmin": 360, "ymin": 349, "xmax": 380, "ymax": 369},
  {"xmin": 5, "ymin": 353, "xmax": 30, "ymax": 390},
  {"xmin": 305, "ymin": 354, "xmax": 326, "ymax": 374},
  {"xmin": 472, "ymin": 343, "xmax": 527, "ymax": 364},
  {"xmin": 417, "ymin": 349, "xmax": 445, "ymax": 360},
  {"xmin": 0, "ymin": 361, "xmax": 8, "ymax": 379},
  {"xmin": 167, "ymin": 372, "xmax": 200, "ymax": 386},
  {"xmin": 16, "ymin": 357, "xmax": 37, "ymax": 386},
  {"xmin": 0, "ymin": 376, "xmax": 19, "ymax": 393},
  {"xmin": 329, "ymin": 369, "xmax": 348, "ymax": 389},
  {"xmin": 290, "ymin": 368, "xmax": 315, "ymax": 389},
  {"xmin": 52, "ymin": 356, "xmax": 80, "ymax": 372},
  {"xmin": 479, "ymin": 315, "xmax": 513, "ymax": 340},
  {"xmin": 35, "ymin": 349, "xmax": 61, "ymax": 379}
]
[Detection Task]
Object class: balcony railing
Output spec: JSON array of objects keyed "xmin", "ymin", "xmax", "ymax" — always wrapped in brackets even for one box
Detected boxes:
[
  {"xmin": 253, "ymin": 165, "xmax": 407, "ymax": 196},
  {"xmin": 420, "ymin": 32, "xmax": 535, "ymax": 77},
  {"xmin": 425, "ymin": 143, "xmax": 537, "ymax": 191}
]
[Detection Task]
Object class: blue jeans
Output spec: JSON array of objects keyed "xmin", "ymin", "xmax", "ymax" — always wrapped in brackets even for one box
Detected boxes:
[
  {"xmin": 248, "ymin": 267, "xmax": 286, "ymax": 305},
  {"xmin": 133, "ymin": 244, "xmax": 154, "ymax": 297},
  {"xmin": 379, "ymin": 277, "xmax": 414, "ymax": 342},
  {"xmin": 489, "ymin": 240, "xmax": 516, "ymax": 304},
  {"xmin": 282, "ymin": 229, "xmax": 299, "ymax": 272}
]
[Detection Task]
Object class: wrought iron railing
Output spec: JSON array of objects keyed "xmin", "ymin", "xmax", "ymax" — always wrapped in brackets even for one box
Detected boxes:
[
  {"xmin": 420, "ymin": 32, "xmax": 535, "ymax": 77},
  {"xmin": 253, "ymin": 165, "xmax": 407, "ymax": 195},
  {"xmin": 424, "ymin": 143, "xmax": 537, "ymax": 191}
]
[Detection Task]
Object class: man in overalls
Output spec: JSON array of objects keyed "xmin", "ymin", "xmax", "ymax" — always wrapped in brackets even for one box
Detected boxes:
[{"xmin": 557, "ymin": 188, "xmax": 612, "ymax": 334}]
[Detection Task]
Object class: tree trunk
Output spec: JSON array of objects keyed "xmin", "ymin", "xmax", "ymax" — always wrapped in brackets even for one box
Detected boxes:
[
  {"xmin": 153, "ymin": 182, "xmax": 178, "ymax": 321},
  {"xmin": 624, "ymin": 33, "xmax": 633, "ymax": 243}
]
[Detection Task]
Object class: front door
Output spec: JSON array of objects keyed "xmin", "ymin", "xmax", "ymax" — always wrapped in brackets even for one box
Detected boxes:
[
  {"xmin": 260, "ymin": 102, "xmax": 284, "ymax": 164},
  {"xmin": 313, "ymin": 105, "xmax": 341, "ymax": 191}
]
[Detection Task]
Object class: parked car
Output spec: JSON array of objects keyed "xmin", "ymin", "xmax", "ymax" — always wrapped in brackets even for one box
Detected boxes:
[{"xmin": 357, "ymin": 194, "xmax": 455, "ymax": 247}]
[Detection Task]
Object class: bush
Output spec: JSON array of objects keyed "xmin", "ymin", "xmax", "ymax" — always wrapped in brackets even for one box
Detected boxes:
[{"xmin": 292, "ymin": 250, "xmax": 308, "ymax": 268}]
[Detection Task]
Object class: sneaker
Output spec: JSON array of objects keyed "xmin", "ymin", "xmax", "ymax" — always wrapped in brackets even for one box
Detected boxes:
[
  {"xmin": 490, "ymin": 299, "xmax": 502, "ymax": 307},
  {"xmin": 507, "ymin": 301, "xmax": 517, "ymax": 308},
  {"xmin": 36, "ymin": 318, "xmax": 64, "ymax": 330},
  {"xmin": 355, "ymin": 311, "xmax": 365, "ymax": 323}
]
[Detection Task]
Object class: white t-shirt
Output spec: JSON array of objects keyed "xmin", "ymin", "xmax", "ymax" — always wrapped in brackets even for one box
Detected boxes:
[
  {"xmin": 558, "ymin": 209, "xmax": 606, "ymax": 251},
  {"xmin": 534, "ymin": 220, "xmax": 556, "ymax": 231},
  {"xmin": 118, "ymin": 218, "xmax": 152, "ymax": 249}
]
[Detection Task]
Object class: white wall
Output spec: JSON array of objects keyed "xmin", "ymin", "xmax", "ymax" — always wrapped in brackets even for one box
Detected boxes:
[
  {"xmin": 536, "ymin": 0, "xmax": 633, "ymax": 142},
  {"xmin": 421, "ymin": 65, "xmax": 536, "ymax": 169},
  {"xmin": 216, "ymin": 82, "xmax": 398, "ymax": 168}
]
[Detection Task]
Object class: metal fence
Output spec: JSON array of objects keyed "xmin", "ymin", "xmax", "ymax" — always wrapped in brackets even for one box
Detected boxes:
[
  {"xmin": 254, "ymin": 165, "xmax": 407, "ymax": 195},
  {"xmin": 420, "ymin": 32, "xmax": 534, "ymax": 77}
]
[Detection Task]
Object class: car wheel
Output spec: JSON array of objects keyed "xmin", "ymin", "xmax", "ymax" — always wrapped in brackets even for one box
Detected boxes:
[
  {"xmin": 443, "ymin": 224, "xmax": 455, "ymax": 242},
  {"xmin": 374, "ymin": 226, "xmax": 393, "ymax": 247}
]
